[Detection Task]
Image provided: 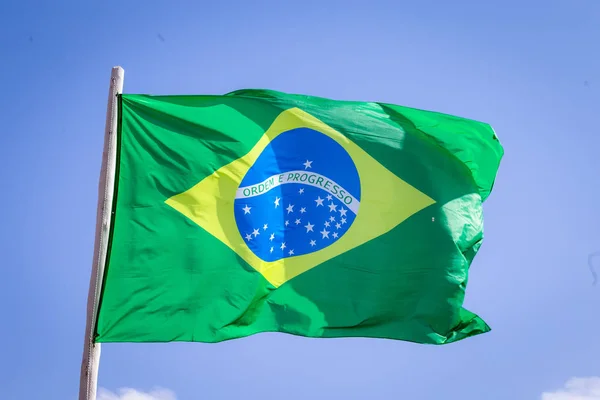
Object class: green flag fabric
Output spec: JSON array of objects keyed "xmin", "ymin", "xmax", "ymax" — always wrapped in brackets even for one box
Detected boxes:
[{"xmin": 95, "ymin": 89, "xmax": 503, "ymax": 345}]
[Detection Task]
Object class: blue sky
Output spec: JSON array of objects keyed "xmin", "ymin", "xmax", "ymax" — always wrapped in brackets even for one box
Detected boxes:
[{"xmin": 1, "ymin": 1, "xmax": 599, "ymax": 399}]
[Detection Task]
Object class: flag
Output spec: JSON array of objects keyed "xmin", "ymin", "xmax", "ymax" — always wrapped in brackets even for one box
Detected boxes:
[{"xmin": 95, "ymin": 89, "xmax": 503, "ymax": 345}]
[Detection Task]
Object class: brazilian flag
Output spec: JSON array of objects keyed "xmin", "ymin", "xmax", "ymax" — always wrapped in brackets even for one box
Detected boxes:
[{"xmin": 96, "ymin": 89, "xmax": 503, "ymax": 345}]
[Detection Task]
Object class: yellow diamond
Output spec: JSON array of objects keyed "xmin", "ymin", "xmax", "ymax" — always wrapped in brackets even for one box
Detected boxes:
[{"xmin": 166, "ymin": 108, "xmax": 435, "ymax": 287}]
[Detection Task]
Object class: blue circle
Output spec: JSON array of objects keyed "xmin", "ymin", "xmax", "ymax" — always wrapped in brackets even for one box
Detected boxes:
[{"xmin": 234, "ymin": 128, "xmax": 361, "ymax": 262}]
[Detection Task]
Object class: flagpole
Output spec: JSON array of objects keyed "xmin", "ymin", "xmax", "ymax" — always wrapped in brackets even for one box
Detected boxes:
[{"xmin": 79, "ymin": 66, "xmax": 125, "ymax": 400}]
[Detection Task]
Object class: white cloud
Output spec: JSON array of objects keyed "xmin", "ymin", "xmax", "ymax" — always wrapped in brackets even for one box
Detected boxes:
[
  {"xmin": 98, "ymin": 387, "xmax": 177, "ymax": 400},
  {"xmin": 542, "ymin": 377, "xmax": 600, "ymax": 400}
]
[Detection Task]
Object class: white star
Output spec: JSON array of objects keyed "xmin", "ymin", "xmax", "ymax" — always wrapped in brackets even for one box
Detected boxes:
[
  {"xmin": 285, "ymin": 220, "xmax": 290, "ymax": 226},
  {"xmin": 326, "ymin": 194, "xmax": 332, "ymax": 201},
  {"xmin": 299, "ymin": 188, "xmax": 304, "ymax": 194},
  {"xmin": 245, "ymin": 233, "xmax": 252, "ymax": 241},
  {"xmin": 315, "ymin": 196, "xmax": 324, "ymax": 206},
  {"xmin": 263, "ymin": 223, "xmax": 268, "ymax": 230},
  {"xmin": 329, "ymin": 216, "xmax": 335, "ymax": 222},
  {"xmin": 242, "ymin": 205, "xmax": 251, "ymax": 214},
  {"xmin": 252, "ymin": 228, "xmax": 260, "ymax": 237},
  {"xmin": 310, "ymin": 239, "xmax": 316, "ymax": 247},
  {"xmin": 270, "ymin": 247, "xmax": 274, "ymax": 253},
  {"xmin": 328, "ymin": 203, "xmax": 337, "ymax": 212},
  {"xmin": 335, "ymin": 223, "xmax": 341, "ymax": 229},
  {"xmin": 295, "ymin": 218, "xmax": 301, "ymax": 225},
  {"xmin": 333, "ymin": 232, "xmax": 339, "ymax": 239},
  {"xmin": 280, "ymin": 242, "xmax": 286, "ymax": 250},
  {"xmin": 303, "ymin": 160, "xmax": 313, "ymax": 169},
  {"xmin": 274, "ymin": 197, "xmax": 280, "ymax": 207},
  {"xmin": 286, "ymin": 204, "xmax": 294, "ymax": 214},
  {"xmin": 288, "ymin": 249, "xmax": 295, "ymax": 256},
  {"xmin": 341, "ymin": 217, "xmax": 347, "ymax": 224},
  {"xmin": 269, "ymin": 233, "xmax": 275, "ymax": 241},
  {"xmin": 339, "ymin": 208, "xmax": 347, "ymax": 217},
  {"xmin": 300, "ymin": 207, "xmax": 306, "ymax": 214},
  {"xmin": 305, "ymin": 222, "xmax": 314, "ymax": 232},
  {"xmin": 324, "ymin": 221, "xmax": 330, "ymax": 227},
  {"xmin": 320, "ymin": 229, "xmax": 330, "ymax": 239}
]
